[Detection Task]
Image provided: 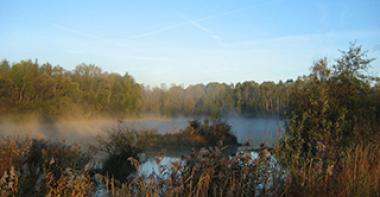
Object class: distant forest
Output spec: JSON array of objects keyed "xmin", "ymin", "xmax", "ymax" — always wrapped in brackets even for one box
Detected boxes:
[
  {"xmin": 0, "ymin": 60, "xmax": 291, "ymax": 119},
  {"xmin": 0, "ymin": 45, "xmax": 379, "ymax": 120}
]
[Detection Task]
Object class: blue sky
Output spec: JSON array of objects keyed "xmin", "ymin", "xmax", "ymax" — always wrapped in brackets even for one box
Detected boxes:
[{"xmin": 1, "ymin": 0, "xmax": 379, "ymax": 86}]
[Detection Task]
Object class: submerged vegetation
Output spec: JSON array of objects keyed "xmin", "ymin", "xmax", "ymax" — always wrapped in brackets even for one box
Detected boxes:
[{"xmin": 0, "ymin": 43, "xmax": 379, "ymax": 196}]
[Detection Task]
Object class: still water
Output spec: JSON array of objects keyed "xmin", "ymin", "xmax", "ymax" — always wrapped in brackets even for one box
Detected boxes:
[{"xmin": 0, "ymin": 116, "xmax": 283, "ymax": 146}]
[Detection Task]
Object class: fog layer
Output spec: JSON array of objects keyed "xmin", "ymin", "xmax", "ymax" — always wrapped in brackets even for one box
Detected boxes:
[{"xmin": 0, "ymin": 116, "xmax": 283, "ymax": 147}]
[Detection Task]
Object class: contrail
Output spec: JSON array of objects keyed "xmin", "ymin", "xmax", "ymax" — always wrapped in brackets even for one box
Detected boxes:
[
  {"xmin": 128, "ymin": 23, "xmax": 186, "ymax": 39},
  {"xmin": 52, "ymin": 23, "xmax": 135, "ymax": 50},
  {"xmin": 178, "ymin": 13, "xmax": 222, "ymax": 44},
  {"xmin": 126, "ymin": 3, "xmax": 265, "ymax": 40},
  {"xmin": 52, "ymin": 0, "xmax": 277, "ymax": 45},
  {"xmin": 52, "ymin": 23, "xmax": 101, "ymax": 40}
]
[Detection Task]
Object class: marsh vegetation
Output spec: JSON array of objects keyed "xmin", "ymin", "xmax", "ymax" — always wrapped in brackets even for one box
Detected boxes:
[{"xmin": 0, "ymin": 44, "xmax": 379, "ymax": 196}]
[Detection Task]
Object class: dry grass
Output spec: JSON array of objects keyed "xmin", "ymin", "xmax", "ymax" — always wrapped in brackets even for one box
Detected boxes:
[
  {"xmin": 95, "ymin": 144, "xmax": 284, "ymax": 197},
  {"xmin": 0, "ymin": 137, "xmax": 31, "ymax": 176},
  {"xmin": 0, "ymin": 137, "xmax": 92, "ymax": 197},
  {"xmin": 1, "ymin": 136, "xmax": 379, "ymax": 196},
  {"xmin": 282, "ymin": 144, "xmax": 380, "ymax": 197}
]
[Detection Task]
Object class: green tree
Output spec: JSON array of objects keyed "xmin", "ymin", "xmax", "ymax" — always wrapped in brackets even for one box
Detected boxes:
[{"xmin": 280, "ymin": 43, "xmax": 378, "ymax": 167}]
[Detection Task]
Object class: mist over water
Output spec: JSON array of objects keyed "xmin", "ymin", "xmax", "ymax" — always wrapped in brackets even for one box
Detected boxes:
[
  {"xmin": 227, "ymin": 116, "xmax": 284, "ymax": 146},
  {"xmin": 0, "ymin": 116, "xmax": 283, "ymax": 147},
  {"xmin": 121, "ymin": 117, "xmax": 283, "ymax": 146}
]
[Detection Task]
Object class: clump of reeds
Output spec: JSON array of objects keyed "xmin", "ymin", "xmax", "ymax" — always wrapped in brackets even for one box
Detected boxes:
[
  {"xmin": 0, "ymin": 137, "xmax": 93, "ymax": 196},
  {"xmin": 0, "ymin": 137, "xmax": 31, "ymax": 176},
  {"xmin": 282, "ymin": 144, "xmax": 380, "ymax": 197}
]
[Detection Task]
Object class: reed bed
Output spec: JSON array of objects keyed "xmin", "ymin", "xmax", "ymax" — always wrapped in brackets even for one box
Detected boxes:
[{"xmin": 1, "ymin": 136, "xmax": 379, "ymax": 197}]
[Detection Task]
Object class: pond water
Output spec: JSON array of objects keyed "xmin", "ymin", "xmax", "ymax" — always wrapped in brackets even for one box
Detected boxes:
[
  {"xmin": 138, "ymin": 156, "xmax": 182, "ymax": 178},
  {"xmin": 121, "ymin": 116, "xmax": 283, "ymax": 146},
  {"xmin": 0, "ymin": 116, "xmax": 283, "ymax": 146}
]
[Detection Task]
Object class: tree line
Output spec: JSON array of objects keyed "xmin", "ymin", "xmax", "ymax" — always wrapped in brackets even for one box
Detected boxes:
[
  {"xmin": 0, "ymin": 61, "xmax": 142, "ymax": 119},
  {"xmin": 0, "ymin": 61, "xmax": 292, "ymax": 119},
  {"xmin": 0, "ymin": 44, "xmax": 379, "ymax": 121},
  {"xmin": 142, "ymin": 80, "xmax": 291, "ymax": 117}
]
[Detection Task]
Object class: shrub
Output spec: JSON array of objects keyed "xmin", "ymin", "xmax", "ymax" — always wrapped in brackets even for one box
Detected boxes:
[{"xmin": 94, "ymin": 128, "xmax": 143, "ymax": 181}]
